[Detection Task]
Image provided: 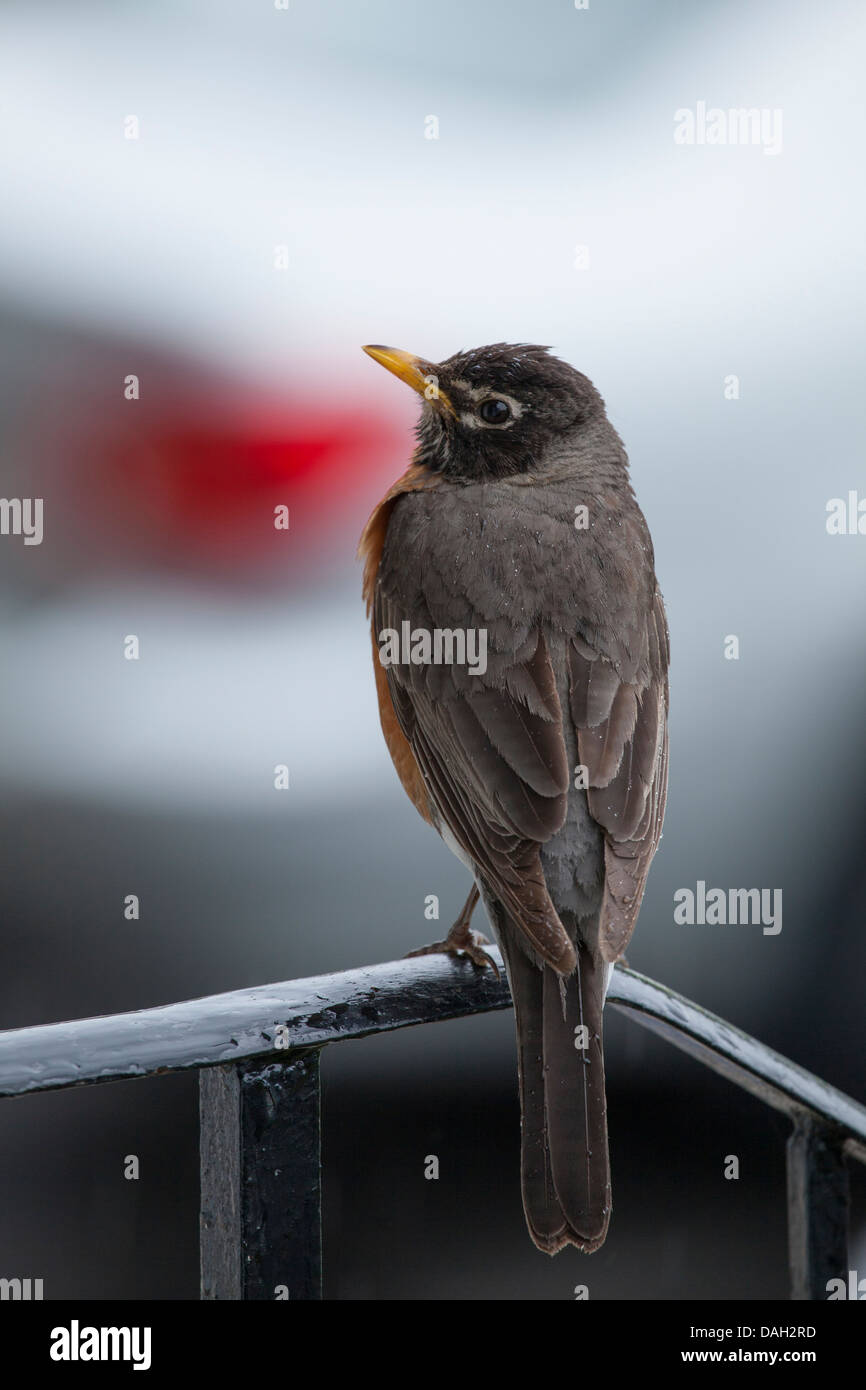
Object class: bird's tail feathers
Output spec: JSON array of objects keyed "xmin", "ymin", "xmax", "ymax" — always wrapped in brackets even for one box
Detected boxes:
[{"xmin": 496, "ymin": 910, "xmax": 611, "ymax": 1255}]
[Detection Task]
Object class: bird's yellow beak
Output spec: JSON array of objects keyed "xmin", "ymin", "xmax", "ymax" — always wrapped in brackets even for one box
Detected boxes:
[{"xmin": 362, "ymin": 345, "xmax": 456, "ymax": 418}]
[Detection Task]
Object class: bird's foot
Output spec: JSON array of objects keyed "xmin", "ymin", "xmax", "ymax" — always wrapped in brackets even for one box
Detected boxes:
[
  {"xmin": 405, "ymin": 885, "xmax": 499, "ymax": 977},
  {"xmin": 406, "ymin": 927, "xmax": 499, "ymax": 975}
]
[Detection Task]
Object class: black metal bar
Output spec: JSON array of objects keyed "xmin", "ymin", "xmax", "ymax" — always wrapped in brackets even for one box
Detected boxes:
[
  {"xmin": 200, "ymin": 1050, "xmax": 322, "ymax": 1300},
  {"xmin": 608, "ymin": 970, "xmax": 866, "ymax": 1141},
  {"xmin": 0, "ymin": 951, "xmax": 864, "ymax": 1303},
  {"xmin": 1, "ymin": 957, "xmax": 864, "ymax": 1163},
  {"xmin": 0, "ymin": 953, "xmax": 511, "ymax": 1098},
  {"xmin": 200, "ymin": 1064, "xmax": 241, "ymax": 1298},
  {"xmin": 786, "ymin": 1116, "xmax": 850, "ymax": 1301}
]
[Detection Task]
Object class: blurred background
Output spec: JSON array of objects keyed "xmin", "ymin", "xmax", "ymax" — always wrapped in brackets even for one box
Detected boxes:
[{"xmin": 0, "ymin": 0, "xmax": 864, "ymax": 1300}]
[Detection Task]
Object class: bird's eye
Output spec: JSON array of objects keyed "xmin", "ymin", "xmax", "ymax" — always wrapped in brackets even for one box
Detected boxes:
[{"xmin": 479, "ymin": 398, "xmax": 511, "ymax": 425}]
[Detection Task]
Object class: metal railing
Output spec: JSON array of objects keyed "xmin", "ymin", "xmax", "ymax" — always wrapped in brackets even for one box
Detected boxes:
[{"xmin": 0, "ymin": 951, "xmax": 864, "ymax": 1301}]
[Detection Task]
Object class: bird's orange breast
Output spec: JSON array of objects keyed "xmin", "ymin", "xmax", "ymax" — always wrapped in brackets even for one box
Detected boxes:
[{"xmin": 358, "ymin": 463, "xmax": 443, "ymax": 826}]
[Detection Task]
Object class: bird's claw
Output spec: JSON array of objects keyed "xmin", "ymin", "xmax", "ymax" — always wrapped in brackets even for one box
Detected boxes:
[{"xmin": 406, "ymin": 929, "xmax": 500, "ymax": 978}]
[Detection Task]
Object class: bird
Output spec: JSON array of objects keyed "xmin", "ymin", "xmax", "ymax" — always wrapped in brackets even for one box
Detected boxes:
[{"xmin": 358, "ymin": 342, "xmax": 669, "ymax": 1254}]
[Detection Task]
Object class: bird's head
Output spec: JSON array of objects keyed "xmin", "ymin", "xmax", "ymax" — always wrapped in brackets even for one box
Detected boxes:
[{"xmin": 362, "ymin": 342, "xmax": 608, "ymax": 480}]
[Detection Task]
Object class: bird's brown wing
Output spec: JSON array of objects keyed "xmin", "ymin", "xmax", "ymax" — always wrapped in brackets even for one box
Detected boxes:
[
  {"xmin": 569, "ymin": 588, "xmax": 670, "ymax": 962},
  {"xmin": 373, "ymin": 571, "xmax": 668, "ymax": 973},
  {"xmin": 374, "ymin": 582, "xmax": 577, "ymax": 972}
]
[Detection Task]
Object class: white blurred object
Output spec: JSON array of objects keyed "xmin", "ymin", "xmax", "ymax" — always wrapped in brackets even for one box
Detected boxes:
[{"xmin": 0, "ymin": 586, "xmax": 388, "ymax": 811}]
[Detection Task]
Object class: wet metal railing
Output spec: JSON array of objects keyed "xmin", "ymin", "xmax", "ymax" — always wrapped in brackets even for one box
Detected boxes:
[{"xmin": 0, "ymin": 953, "xmax": 863, "ymax": 1301}]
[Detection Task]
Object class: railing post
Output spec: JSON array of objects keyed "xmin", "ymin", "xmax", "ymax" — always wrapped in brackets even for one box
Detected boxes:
[
  {"xmin": 786, "ymin": 1115, "xmax": 849, "ymax": 1301},
  {"xmin": 200, "ymin": 1048, "xmax": 323, "ymax": 1300}
]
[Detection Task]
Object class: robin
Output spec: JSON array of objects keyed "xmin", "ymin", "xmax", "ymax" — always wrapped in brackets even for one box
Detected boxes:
[{"xmin": 359, "ymin": 342, "xmax": 669, "ymax": 1254}]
